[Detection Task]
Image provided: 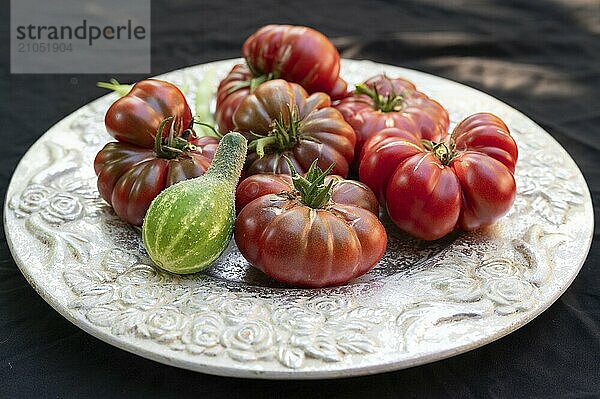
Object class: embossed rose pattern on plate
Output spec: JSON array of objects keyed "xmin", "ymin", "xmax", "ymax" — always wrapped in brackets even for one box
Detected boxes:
[{"xmin": 4, "ymin": 59, "xmax": 593, "ymax": 379}]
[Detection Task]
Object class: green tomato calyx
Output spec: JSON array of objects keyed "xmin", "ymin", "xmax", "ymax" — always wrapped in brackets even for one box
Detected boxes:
[
  {"xmin": 153, "ymin": 117, "xmax": 199, "ymax": 159},
  {"xmin": 285, "ymin": 157, "xmax": 335, "ymax": 209},
  {"xmin": 249, "ymin": 105, "xmax": 302, "ymax": 158},
  {"xmin": 422, "ymin": 139, "xmax": 456, "ymax": 165},
  {"xmin": 355, "ymin": 81, "xmax": 406, "ymax": 113}
]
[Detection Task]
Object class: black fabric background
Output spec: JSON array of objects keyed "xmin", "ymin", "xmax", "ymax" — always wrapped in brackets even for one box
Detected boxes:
[{"xmin": 1, "ymin": 1, "xmax": 599, "ymax": 398}]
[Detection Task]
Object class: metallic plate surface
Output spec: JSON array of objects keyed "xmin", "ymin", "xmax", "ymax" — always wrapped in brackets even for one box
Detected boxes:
[{"xmin": 4, "ymin": 59, "xmax": 594, "ymax": 379}]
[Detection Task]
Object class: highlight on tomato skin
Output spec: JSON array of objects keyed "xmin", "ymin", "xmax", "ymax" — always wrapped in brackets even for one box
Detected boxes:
[
  {"xmin": 359, "ymin": 112, "xmax": 518, "ymax": 241},
  {"xmin": 235, "ymin": 173, "xmax": 292, "ymax": 213},
  {"xmin": 234, "ymin": 159, "xmax": 387, "ymax": 288}
]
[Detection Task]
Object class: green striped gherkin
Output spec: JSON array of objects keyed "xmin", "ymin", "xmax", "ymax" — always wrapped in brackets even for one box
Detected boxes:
[{"xmin": 142, "ymin": 132, "xmax": 247, "ymax": 274}]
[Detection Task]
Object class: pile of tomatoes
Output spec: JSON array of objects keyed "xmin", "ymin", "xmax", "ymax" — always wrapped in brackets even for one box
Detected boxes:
[{"xmin": 94, "ymin": 24, "xmax": 518, "ymax": 288}]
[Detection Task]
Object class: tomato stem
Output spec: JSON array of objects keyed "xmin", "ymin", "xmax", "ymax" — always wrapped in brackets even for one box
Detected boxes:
[
  {"xmin": 422, "ymin": 139, "xmax": 456, "ymax": 165},
  {"xmin": 251, "ymin": 135, "xmax": 277, "ymax": 158},
  {"xmin": 248, "ymin": 105, "xmax": 302, "ymax": 157},
  {"xmin": 193, "ymin": 118, "xmax": 223, "ymax": 139},
  {"xmin": 250, "ymin": 72, "xmax": 276, "ymax": 91},
  {"xmin": 284, "ymin": 157, "xmax": 335, "ymax": 209},
  {"xmin": 96, "ymin": 78, "xmax": 132, "ymax": 97},
  {"xmin": 227, "ymin": 62, "xmax": 278, "ymax": 95},
  {"xmin": 355, "ymin": 81, "xmax": 405, "ymax": 113},
  {"xmin": 154, "ymin": 117, "xmax": 196, "ymax": 159},
  {"xmin": 432, "ymin": 142, "xmax": 453, "ymax": 165}
]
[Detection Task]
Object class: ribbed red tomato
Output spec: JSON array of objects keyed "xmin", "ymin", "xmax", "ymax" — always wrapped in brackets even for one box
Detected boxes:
[
  {"xmin": 243, "ymin": 25, "xmax": 347, "ymax": 98},
  {"xmin": 104, "ymin": 79, "xmax": 193, "ymax": 148},
  {"xmin": 235, "ymin": 161, "xmax": 386, "ymax": 287},
  {"xmin": 95, "ymin": 121, "xmax": 218, "ymax": 226},
  {"xmin": 359, "ymin": 113, "xmax": 518, "ymax": 241},
  {"xmin": 215, "ymin": 24, "xmax": 347, "ymax": 133},
  {"xmin": 235, "ymin": 173, "xmax": 379, "ymax": 215},
  {"xmin": 336, "ymin": 75, "xmax": 449, "ymax": 163},
  {"xmin": 233, "ymin": 79, "xmax": 356, "ymax": 177}
]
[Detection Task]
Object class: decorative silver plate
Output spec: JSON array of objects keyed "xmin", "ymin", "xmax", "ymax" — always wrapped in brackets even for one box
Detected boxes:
[{"xmin": 4, "ymin": 59, "xmax": 593, "ymax": 379}]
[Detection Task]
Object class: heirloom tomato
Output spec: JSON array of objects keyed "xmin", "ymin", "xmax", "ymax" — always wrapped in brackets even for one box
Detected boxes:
[
  {"xmin": 233, "ymin": 79, "xmax": 356, "ymax": 177},
  {"xmin": 359, "ymin": 113, "xmax": 518, "ymax": 241},
  {"xmin": 235, "ymin": 160, "xmax": 387, "ymax": 288},
  {"xmin": 95, "ymin": 118, "xmax": 218, "ymax": 226},
  {"xmin": 336, "ymin": 74, "xmax": 449, "ymax": 163},
  {"xmin": 103, "ymin": 79, "xmax": 193, "ymax": 148},
  {"xmin": 215, "ymin": 24, "xmax": 347, "ymax": 133}
]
